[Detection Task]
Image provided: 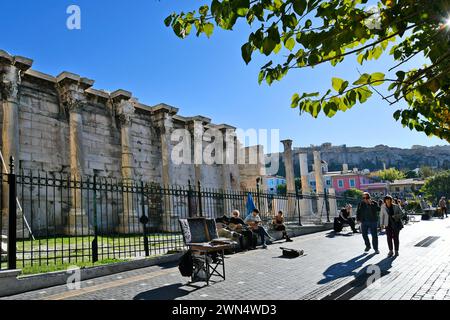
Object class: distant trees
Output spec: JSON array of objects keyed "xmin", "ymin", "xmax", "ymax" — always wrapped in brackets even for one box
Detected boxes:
[
  {"xmin": 404, "ymin": 170, "xmax": 418, "ymax": 179},
  {"xmin": 276, "ymin": 178, "xmax": 301, "ymax": 195},
  {"xmin": 420, "ymin": 171, "xmax": 450, "ymax": 202},
  {"xmin": 342, "ymin": 188, "xmax": 364, "ymax": 199},
  {"xmin": 372, "ymin": 168, "xmax": 406, "ymax": 182},
  {"xmin": 419, "ymin": 166, "xmax": 436, "ymax": 179}
]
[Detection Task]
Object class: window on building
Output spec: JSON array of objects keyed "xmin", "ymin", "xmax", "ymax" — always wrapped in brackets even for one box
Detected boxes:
[
  {"xmin": 338, "ymin": 180, "xmax": 344, "ymax": 188},
  {"xmin": 349, "ymin": 179, "xmax": 355, "ymax": 187},
  {"xmin": 326, "ymin": 180, "xmax": 331, "ymax": 186}
]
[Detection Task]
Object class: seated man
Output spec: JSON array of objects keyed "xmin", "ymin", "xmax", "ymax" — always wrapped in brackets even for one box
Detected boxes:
[
  {"xmin": 244, "ymin": 208, "xmax": 274, "ymax": 249},
  {"xmin": 334, "ymin": 204, "xmax": 358, "ymax": 233},
  {"xmin": 272, "ymin": 211, "xmax": 293, "ymax": 242},
  {"xmin": 228, "ymin": 209, "xmax": 257, "ymax": 250}
]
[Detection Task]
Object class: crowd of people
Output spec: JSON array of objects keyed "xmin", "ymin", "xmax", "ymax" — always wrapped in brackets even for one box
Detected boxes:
[
  {"xmin": 216, "ymin": 209, "xmax": 293, "ymax": 251},
  {"xmin": 215, "ymin": 193, "xmax": 448, "ymax": 257}
]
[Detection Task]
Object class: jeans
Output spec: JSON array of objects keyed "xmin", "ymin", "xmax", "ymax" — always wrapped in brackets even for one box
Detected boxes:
[
  {"xmin": 386, "ymin": 226, "xmax": 400, "ymax": 252},
  {"xmin": 253, "ymin": 226, "xmax": 271, "ymax": 245},
  {"xmin": 361, "ymin": 221, "xmax": 378, "ymax": 250}
]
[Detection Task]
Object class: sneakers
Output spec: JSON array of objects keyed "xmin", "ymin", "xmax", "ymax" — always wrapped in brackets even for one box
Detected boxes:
[
  {"xmin": 364, "ymin": 247, "xmax": 371, "ymax": 252},
  {"xmin": 266, "ymin": 239, "xmax": 273, "ymax": 245},
  {"xmin": 374, "ymin": 249, "xmax": 380, "ymax": 254},
  {"xmin": 395, "ymin": 251, "xmax": 399, "ymax": 256},
  {"xmin": 286, "ymin": 238, "xmax": 293, "ymax": 242},
  {"xmin": 387, "ymin": 250, "xmax": 394, "ymax": 257},
  {"xmin": 262, "ymin": 244, "xmax": 267, "ymax": 249}
]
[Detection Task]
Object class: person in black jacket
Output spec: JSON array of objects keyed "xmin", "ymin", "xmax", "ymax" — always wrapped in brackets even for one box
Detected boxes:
[
  {"xmin": 356, "ymin": 192, "xmax": 381, "ymax": 254},
  {"xmin": 334, "ymin": 204, "xmax": 358, "ymax": 233}
]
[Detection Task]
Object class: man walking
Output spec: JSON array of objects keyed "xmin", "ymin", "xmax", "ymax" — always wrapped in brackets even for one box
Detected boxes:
[
  {"xmin": 439, "ymin": 196, "xmax": 447, "ymax": 219},
  {"xmin": 356, "ymin": 192, "xmax": 381, "ymax": 254}
]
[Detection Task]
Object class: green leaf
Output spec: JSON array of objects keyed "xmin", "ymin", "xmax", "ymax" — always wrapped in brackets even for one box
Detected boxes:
[
  {"xmin": 292, "ymin": 0, "xmax": 307, "ymax": 16},
  {"xmin": 241, "ymin": 42, "xmax": 253, "ymax": 64},
  {"xmin": 291, "ymin": 93, "xmax": 300, "ymax": 108},
  {"xmin": 332, "ymin": 77, "xmax": 347, "ymax": 94},
  {"xmin": 164, "ymin": 15, "xmax": 173, "ymax": 27},
  {"xmin": 353, "ymin": 73, "xmax": 371, "ymax": 85},
  {"xmin": 262, "ymin": 37, "xmax": 276, "ymax": 56},
  {"xmin": 258, "ymin": 70, "xmax": 265, "ymax": 84},
  {"xmin": 285, "ymin": 38, "xmax": 296, "ymax": 51},
  {"xmin": 203, "ymin": 23, "xmax": 214, "ymax": 38},
  {"xmin": 370, "ymin": 72, "xmax": 385, "ymax": 86}
]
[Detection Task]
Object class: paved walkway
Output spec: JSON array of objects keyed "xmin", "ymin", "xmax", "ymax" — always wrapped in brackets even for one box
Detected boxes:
[{"xmin": 3, "ymin": 217, "xmax": 450, "ymax": 300}]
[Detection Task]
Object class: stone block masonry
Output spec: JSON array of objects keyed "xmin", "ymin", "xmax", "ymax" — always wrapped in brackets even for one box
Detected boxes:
[{"xmin": 0, "ymin": 49, "xmax": 246, "ymax": 235}]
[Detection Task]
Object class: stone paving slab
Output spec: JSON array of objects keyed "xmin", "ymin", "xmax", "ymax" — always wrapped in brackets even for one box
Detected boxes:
[{"xmin": 3, "ymin": 217, "xmax": 450, "ymax": 300}]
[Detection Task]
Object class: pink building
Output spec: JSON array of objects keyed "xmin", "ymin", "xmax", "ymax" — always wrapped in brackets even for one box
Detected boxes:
[{"xmin": 326, "ymin": 166, "xmax": 373, "ymax": 194}]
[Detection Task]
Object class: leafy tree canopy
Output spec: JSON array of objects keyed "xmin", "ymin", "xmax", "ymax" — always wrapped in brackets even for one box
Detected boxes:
[
  {"xmin": 419, "ymin": 165, "xmax": 436, "ymax": 178},
  {"xmin": 372, "ymin": 167, "xmax": 405, "ymax": 181},
  {"xmin": 342, "ymin": 187, "xmax": 364, "ymax": 198},
  {"xmin": 165, "ymin": 0, "xmax": 450, "ymax": 141},
  {"xmin": 420, "ymin": 170, "xmax": 450, "ymax": 201}
]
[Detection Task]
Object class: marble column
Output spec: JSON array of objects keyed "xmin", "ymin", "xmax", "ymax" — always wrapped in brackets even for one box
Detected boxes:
[
  {"xmin": 56, "ymin": 72, "xmax": 94, "ymax": 236},
  {"xmin": 111, "ymin": 90, "xmax": 141, "ymax": 234},
  {"xmin": 313, "ymin": 151, "xmax": 325, "ymax": 217},
  {"xmin": 0, "ymin": 51, "xmax": 33, "ymax": 239},
  {"xmin": 298, "ymin": 152, "xmax": 313, "ymax": 216},
  {"xmin": 153, "ymin": 104, "xmax": 178, "ymax": 232},
  {"xmin": 281, "ymin": 140, "xmax": 296, "ymax": 216},
  {"xmin": 219, "ymin": 125, "xmax": 236, "ymax": 216}
]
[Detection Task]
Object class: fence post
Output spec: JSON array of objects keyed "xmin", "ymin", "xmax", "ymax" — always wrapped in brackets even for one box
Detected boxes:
[
  {"xmin": 187, "ymin": 180, "xmax": 193, "ymax": 217},
  {"xmin": 256, "ymin": 178, "xmax": 261, "ymax": 210},
  {"xmin": 197, "ymin": 181, "xmax": 203, "ymax": 217},
  {"xmin": 324, "ymin": 188, "xmax": 330, "ymax": 222},
  {"xmin": 8, "ymin": 156, "xmax": 17, "ymax": 270},
  {"xmin": 91, "ymin": 175, "xmax": 98, "ymax": 263},
  {"xmin": 140, "ymin": 181, "xmax": 149, "ymax": 257},
  {"xmin": 296, "ymin": 185, "xmax": 302, "ymax": 226}
]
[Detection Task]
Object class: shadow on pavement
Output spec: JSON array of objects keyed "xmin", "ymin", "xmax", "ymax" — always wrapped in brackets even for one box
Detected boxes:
[
  {"xmin": 133, "ymin": 283, "xmax": 203, "ymax": 300},
  {"xmin": 325, "ymin": 231, "xmax": 354, "ymax": 238},
  {"xmin": 318, "ymin": 253, "xmax": 376, "ymax": 284},
  {"xmin": 321, "ymin": 257, "xmax": 396, "ymax": 300}
]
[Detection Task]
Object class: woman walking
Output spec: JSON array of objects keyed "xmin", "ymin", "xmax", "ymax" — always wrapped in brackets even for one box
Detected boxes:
[{"xmin": 380, "ymin": 195, "xmax": 404, "ymax": 257}]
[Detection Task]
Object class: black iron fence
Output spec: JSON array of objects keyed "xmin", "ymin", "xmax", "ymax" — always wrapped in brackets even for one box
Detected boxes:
[{"xmin": 0, "ymin": 157, "xmax": 359, "ymax": 272}]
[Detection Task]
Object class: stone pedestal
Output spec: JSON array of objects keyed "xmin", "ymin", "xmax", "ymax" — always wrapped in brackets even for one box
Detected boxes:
[
  {"xmin": 328, "ymin": 188, "xmax": 338, "ymax": 218},
  {"xmin": 64, "ymin": 209, "xmax": 93, "ymax": 236}
]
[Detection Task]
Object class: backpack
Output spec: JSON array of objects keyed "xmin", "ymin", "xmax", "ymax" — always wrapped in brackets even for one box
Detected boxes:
[
  {"xmin": 280, "ymin": 247, "xmax": 304, "ymax": 258},
  {"xmin": 178, "ymin": 249, "xmax": 194, "ymax": 277}
]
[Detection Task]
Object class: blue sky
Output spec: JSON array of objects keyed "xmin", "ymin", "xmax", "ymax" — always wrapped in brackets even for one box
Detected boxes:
[{"xmin": 1, "ymin": 0, "xmax": 448, "ymax": 152}]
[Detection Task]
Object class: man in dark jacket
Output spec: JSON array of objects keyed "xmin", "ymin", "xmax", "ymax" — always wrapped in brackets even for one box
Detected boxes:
[{"xmin": 356, "ymin": 192, "xmax": 380, "ymax": 254}]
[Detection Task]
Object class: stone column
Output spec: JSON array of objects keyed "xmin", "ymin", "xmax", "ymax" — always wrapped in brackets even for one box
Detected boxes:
[
  {"xmin": 187, "ymin": 118, "xmax": 205, "ymax": 186},
  {"xmin": 298, "ymin": 152, "xmax": 313, "ymax": 216},
  {"xmin": 0, "ymin": 51, "xmax": 33, "ymax": 239},
  {"xmin": 313, "ymin": 151, "xmax": 325, "ymax": 217},
  {"xmin": 111, "ymin": 90, "xmax": 141, "ymax": 234},
  {"xmin": 56, "ymin": 72, "xmax": 94, "ymax": 236},
  {"xmin": 281, "ymin": 140, "xmax": 296, "ymax": 216},
  {"xmin": 153, "ymin": 104, "xmax": 178, "ymax": 232},
  {"xmin": 218, "ymin": 124, "xmax": 236, "ymax": 216}
]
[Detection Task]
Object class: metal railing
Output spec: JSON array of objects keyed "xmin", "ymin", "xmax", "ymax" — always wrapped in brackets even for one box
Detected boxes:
[{"xmin": 0, "ymin": 157, "xmax": 358, "ymax": 272}]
